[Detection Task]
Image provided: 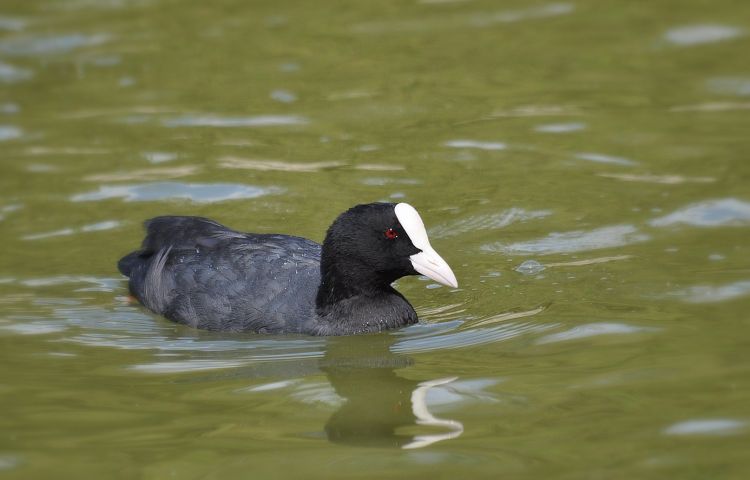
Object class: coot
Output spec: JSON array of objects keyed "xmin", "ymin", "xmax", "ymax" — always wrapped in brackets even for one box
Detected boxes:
[{"xmin": 118, "ymin": 202, "xmax": 457, "ymax": 335}]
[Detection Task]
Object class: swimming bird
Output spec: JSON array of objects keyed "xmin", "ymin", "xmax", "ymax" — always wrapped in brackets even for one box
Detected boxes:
[{"xmin": 118, "ymin": 202, "xmax": 457, "ymax": 335}]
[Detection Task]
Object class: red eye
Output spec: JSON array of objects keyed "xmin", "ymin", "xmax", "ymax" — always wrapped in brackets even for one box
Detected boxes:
[{"xmin": 384, "ymin": 228, "xmax": 398, "ymax": 240}]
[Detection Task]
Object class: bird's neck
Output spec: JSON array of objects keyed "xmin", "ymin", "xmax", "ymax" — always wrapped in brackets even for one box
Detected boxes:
[
  {"xmin": 316, "ymin": 257, "xmax": 387, "ymax": 307},
  {"xmin": 314, "ymin": 258, "xmax": 417, "ymax": 334}
]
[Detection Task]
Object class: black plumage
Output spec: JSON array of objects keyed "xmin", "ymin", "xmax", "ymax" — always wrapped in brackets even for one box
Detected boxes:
[{"xmin": 118, "ymin": 203, "xmax": 453, "ymax": 335}]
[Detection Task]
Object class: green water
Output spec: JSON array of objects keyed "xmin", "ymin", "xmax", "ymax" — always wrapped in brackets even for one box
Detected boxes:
[{"xmin": 2, "ymin": 0, "xmax": 750, "ymax": 478}]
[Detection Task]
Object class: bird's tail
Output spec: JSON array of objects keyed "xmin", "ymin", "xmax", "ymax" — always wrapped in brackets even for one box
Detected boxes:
[{"xmin": 117, "ymin": 250, "xmax": 143, "ymax": 277}]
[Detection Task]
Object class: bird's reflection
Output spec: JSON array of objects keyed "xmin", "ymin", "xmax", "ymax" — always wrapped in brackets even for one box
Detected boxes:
[{"xmin": 319, "ymin": 334, "xmax": 463, "ymax": 449}]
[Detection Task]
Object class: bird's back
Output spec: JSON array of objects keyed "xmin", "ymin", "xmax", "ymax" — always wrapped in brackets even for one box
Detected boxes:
[{"xmin": 119, "ymin": 216, "xmax": 321, "ymax": 332}]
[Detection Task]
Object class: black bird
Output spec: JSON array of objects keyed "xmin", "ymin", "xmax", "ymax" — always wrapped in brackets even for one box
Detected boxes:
[{"xmin": 118, "ymin": 202, "xmax": 457, "ymax": 335}]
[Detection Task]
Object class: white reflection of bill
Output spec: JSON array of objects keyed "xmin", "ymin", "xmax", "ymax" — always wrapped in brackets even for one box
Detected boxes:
[{"xmin": 403, "ymin": 377, "xmax": 464, "ymax": 449}]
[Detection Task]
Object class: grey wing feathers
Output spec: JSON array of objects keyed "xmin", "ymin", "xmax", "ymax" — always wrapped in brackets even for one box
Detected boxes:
[
  {"xmin": 119, "ymin": 216, "xmax": 321, "ymax": 332},
  {"xmin": 142, "ymin": 216, "xmax": 245, "ymax": 252}
]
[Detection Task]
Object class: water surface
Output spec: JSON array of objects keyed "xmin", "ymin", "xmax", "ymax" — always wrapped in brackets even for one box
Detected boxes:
[{"xmin": 1, "ymin": 0, "xmax": 749, "ymax": 478}]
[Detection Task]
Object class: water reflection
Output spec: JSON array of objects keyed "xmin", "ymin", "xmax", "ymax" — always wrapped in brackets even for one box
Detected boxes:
[
  {"xmin": 319, "ymin": 336, "xmax": 465, "ymax": 449},
  {"xmin": 2, "ymin": 280, "xmax": 541, "ymax": 450}
]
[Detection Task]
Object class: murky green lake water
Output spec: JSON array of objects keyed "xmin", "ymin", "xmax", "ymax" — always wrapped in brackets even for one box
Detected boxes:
[{"xmin": 1, "ymin": 0, "xmax": 749, "ymax": 478}]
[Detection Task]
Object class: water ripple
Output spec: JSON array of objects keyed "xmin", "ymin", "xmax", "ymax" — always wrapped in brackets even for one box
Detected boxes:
[
  {"xmin": 663, "ymin": 419, "xmax": 747, "ymax": 436},
  {"xmin": 361, "ymin": 177, "xmax": 422, "ymax": 186},
  {"xmin": 23, "ymin": 146, "xmax": 109, "ymax": 156},
  {"xmin": 0, "ymin": 33, "xmax": 110, "ymax": 56},
  {"xmin": 130, "ymin": 352, "xmax": 324, "ymax": 373},
  {"xmin": 575, "ymin": 152, "xmax": 637, "ymax": 166},
  {"xmin": 22, "ymin": 220, "xmax": 121, "ymax": 240},
  {"xmin": 270, "ymin": 89, "xmax": 297, "ymax": 103},
  {"xmin": 598, "ymin": 173, "xmax": 715, "ymax": 185},
  {"xmin": 444, "ymin": 139, "xmax": 506, "ymax": 151},
  {"xmin": 663, "ymin": 24, "xmax": 745, "ymax": 46},
  {"xmin": 707, "ymin": 77, "xmax": 750, "ymax": 97},
  {"xmin": 0, "ymin": 16, "xmax": 26, "ymax": 32},
  {"xmin": 162, "ymin": 114, "xmax": 308, "ymax": 128},
  {"xmin": 0, "ymin": 61, "xmax": 33, "ymax": 83},
  {"xmin": 53, "ymin": 304, "xmax": 327, "ymax": 356},
  {"xmin": 218, "ymin": 157, "xmax": 343, "ymax": 172},
  {"xmin": 84, "ymin": 166, "xmax": 200, "ymax": 182},
  {"xmin": 469, "ymin": 3, "xmax": 573, "ymax": 27},
  {"xmin": 0, "ymin": 203, "xmax": 23, "ymax": 222},
  {"xmin": 19, "ymin": 276, "xmax": 121, "ymax": 291},
  {"xmin": 536, "ymin": 322, "xmax": 657, "ymax": 345},
  {"xmin": 0, "ymin": 454, "xmax": 20, "ymax": 472},
  {"xmin": 6, "ymin": 275, "xmax": 554, "ymax": 374},
  {"xmin": 392, "ymin": 321, "xmax": 553, "ymax": 354},
  {"xmin": 71, "ymin": 182, "xmax": 282, "ymax": 203},
  {"xmin": 650, "ymin": 198, "xmax": 750, "ymax": 227},
  {"xmin": 666, "ymin": 280, "xmax": 750, "ymax": 304},
  {"xmin": 0, "ymin": 102, "xmax": 19, "ymax": 114},
  {"xmin": 0, "ymin": 125, "xmax": 23, "ymax": 141},
  {"xmin": 490, "ymin": 104, "xmax": 581, "ymax": 117},
  {"xmin": 142, "ymin": 151, "xmax": 178, "ymax": 164},
  {"xmin": 130, "ymin": 359, "xmax": 253, "ymax": 373},
  {"xmin": 0, "ymin": 320, "xmax": 67, "ymax": 335},
  {"xmin": 5, "ymin": 293, "xmax": 553, "ymax": 369},
  {"xmin": 534, "ymin": 122, "xmax": 586, "ymax": 133},
  {"xmin": 670, "ymin": 101, "xmax": 750, "ymax": 113},
  {"xmin": 482, "ymin": 224, "xmax": 649, "ymax": 255},
  {"xmin": 430, "ymin": 208, "xmax": 551, "ymax": 238},
  {"xmin": 352, "ymin": 3, "xmax": 574, "ymax": 34}
]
